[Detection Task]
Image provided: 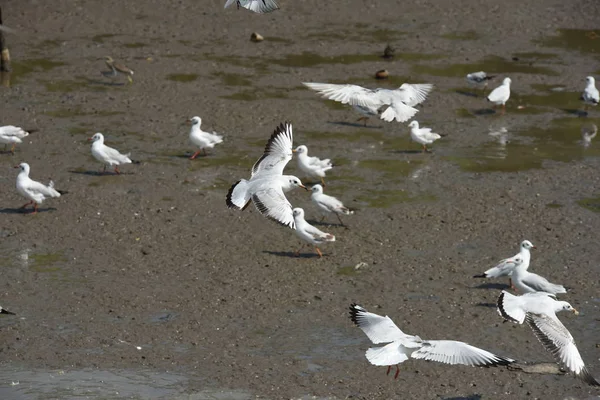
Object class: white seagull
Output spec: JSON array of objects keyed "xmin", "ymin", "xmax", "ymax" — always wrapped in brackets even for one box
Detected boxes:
[
  {"xmin": 89, "ymin": 133, "xmax": 133, "ymax": 174},
  {"xmin": 224, "ymin": 0, "xmax": 279, "ymax": 13},
  {"xmin": 581, "ymin": 76, "xmax": 599, "ymax": 111},
  {"xmin": 474, "ymin": 240, "xmax": 535, "ymax": 288},
  {"xmin": 509, "ymin": 256, "xmax": 567, "ymax": 295},
  {"xmin": 349, "ymin": 304, "xmax": 514, "ymax": 379},
  {"xmin": 466, "ymin": 71, "xmax": 495, "ymax": 90},
  {"xmin": 487, "ymin": 77, "xmax": 511, "ymax": 113},
  {"xmin": 303, "ymin": 82, "xmax": 433, "ymax": 126},
  {"xmin": 310, "ymin": 184, "xmax": 353, "ymax": 226},
  {"xmin": 497, "ymin": 291, "xmax": 599, "ymax": 386},
  {"xmin": 0, "ymin": 306, "xmax": 15, "ymax": 315},
  {"xmin": 188, "ymin": 116, "xmax": 224, "ymax": 160},
  {"xmin": 0, "ymin": 125, "xmax": 31, "ymax": 154},
  {"xmin": 408, "ymin": 121, "xmax": 442, "ymax": 152},
  {"xmin": 293, "ymin": 145, "xmax": 332, "ymax": 186},
  {"xmin": 581, "ymin": 123, "xmax": 597, "ymax": 148},
  {"xmin": 14, "ymin": 163, "xmax": 64, "ymax": 214},
  {"xmin": 292, "ymin": 208, "xmax": 335, "ymax": 258},
  {"xmin": 226, "ymin": 122, "xmax": 307, "ymax": 229}
]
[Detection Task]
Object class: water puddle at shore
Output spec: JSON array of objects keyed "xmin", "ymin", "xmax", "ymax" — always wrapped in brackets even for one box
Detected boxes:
[
  {"xmin": 537, "ymin": 28, "xmax": 600, "ymax": 58},
  {"xmin": 166, "ymin": 74, "xmax": 199, "ymax": 83},
  {"xmin": 9, "ymin": 59, "xmax": 67, "ymax": 85}
]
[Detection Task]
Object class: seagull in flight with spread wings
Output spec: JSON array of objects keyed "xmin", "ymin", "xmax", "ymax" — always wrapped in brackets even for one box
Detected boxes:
[
  {"xmin": 226, "ymin": 122, "xmax": 307, "ymax": 229},
  {"xmin": 303, "ymin": 82, "xmax": 434, "ymax": 126},
  {"xmin": 224, "ymin": 0, "xmax": 279, "ymax": 13}
]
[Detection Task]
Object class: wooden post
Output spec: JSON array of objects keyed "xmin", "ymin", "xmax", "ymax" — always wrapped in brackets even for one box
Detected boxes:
[{"xmin": 0, "ymin": 7, "xmax": 11, "ymax": 72}]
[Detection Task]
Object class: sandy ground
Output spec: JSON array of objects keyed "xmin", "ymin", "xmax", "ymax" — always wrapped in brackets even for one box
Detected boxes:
[{"xmin": 1, "ymin": 0, "xmax": 600, "ymax": 399}]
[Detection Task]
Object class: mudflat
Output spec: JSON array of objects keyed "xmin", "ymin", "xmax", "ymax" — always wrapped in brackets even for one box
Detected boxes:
[{"xmin": 0, "ymin": 0, "xmax": 599, "ymax": 399}]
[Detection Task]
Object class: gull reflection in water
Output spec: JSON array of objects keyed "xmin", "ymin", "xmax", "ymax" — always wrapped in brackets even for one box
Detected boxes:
[
  {"xmin": 488, "ymin": 126, "xmax": 508, "ymax": 146},
  {"xmin": 581, "ymin": 123, "xmax": 597, "ymax": 148}
]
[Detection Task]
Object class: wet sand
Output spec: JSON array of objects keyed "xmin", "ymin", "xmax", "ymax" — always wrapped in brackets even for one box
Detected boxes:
[{"xmin": 1, "ymin": 0, "xmax": 600, "ymax": 398}]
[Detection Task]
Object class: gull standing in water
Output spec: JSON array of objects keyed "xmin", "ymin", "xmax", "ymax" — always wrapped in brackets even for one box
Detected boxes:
[
  {"xmin": 224, "ymin": 0, "xmax": 279, "ymax": 13},
  {"xmin": 303, "ymin": 82, "xmax": 433, "ymax": 126},
  {"xmin": 226, "ymin": 122, "xmax": 307, "ymax": 229},
  {"xmin": 292, "ymin": 208, "xmax": 335, "ymax": 257},
  {"xmin": 473, "ymin": 240, "xmax": 535, "ymax": 288},
  {"xmin": 497, "ymin": 291, "xmax": 600, "ymax": 386},
  {"xmin": 310, "ymin": 184, "xmax": 353, "ymax": 227},
  {"xmin": 509, "ymin": 256, "xmax": 567, "ymax": 294},
  {"xmin": 408, "ymin": 121, "xmax": 442, "ymax": 152},
  {"xmin": 14, "ymin": 163, "xmax": 64, "ymax": 214},
  {"xmin": 89, "ymin": 133, "xmax": 134, "ymax": 174},
  {"xmin": 102, "ymin": 56, "xmax": 134, "ymax": 84},
  {"xmin": 293, "ymin": 145, "xmax": 332, "ymax": 186},
  {"xmin": 0, "ymin": 125, "xmax": 31, "ymax": 154},
  {"xmin": 487, "ymin": 77, "xmax": 511, "ymax": 114},
  {"xmin": 581, "ymin": 76, "xmax": 599, "ymax": 113},
  {"xmin": 187, "ymin": 116, "xmax": 223, "ymax": 159},
  {"xmin": 349, "ymin": 304, "xmax": 514, "ymax": 379}
]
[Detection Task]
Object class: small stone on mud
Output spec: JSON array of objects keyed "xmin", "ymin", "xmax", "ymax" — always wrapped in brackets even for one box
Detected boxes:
[
  {"xmin": 375, "ymin": 69, "xmax": 389, "ymax": 80},
  {"xmin": 251, "ymin": 32, "xmax": 264, "ymax": 42}
]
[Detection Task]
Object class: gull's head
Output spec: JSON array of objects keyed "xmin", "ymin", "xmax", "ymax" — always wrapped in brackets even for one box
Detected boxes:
[
  {"xmin": 503, "ymin": 77, "xmax": 511, "ymax": 86},
  {"xmin": 293, "ymin": 145, "xmax": 307, "ymax": 154},
  {"xmin": 188, "ymin": 116, "xmax": 201, "ymax": 126},
  {"xmin": 292, "ymin": 207, "xmax": 305, "ymax": 218},
  {"xmin": 586, "ymin": 76, "xmax": 595, "ymax": 85},
  {"xmin": 14, "ymin": 163, "xmax": 29, "ymax": 173},
  {"xmin": 509, "ymin": 256, "xmax": 524, "ymax": 267},
  {"xmin": 287, "ymin": 176, "xmax": 308, "ymax": 191},
  {"xmin": 88, "ymin": 133, "xmax": 104, "ymax": 143},
  {"xmin": 311, "ymin": 184, "xmax": 323, "ymax": 194},
  {"xmin": 559, "ymin": 301, "xmax": 579, "ymax": 315},
  {"xmin": 521, "ymin": 240, "xmax": 535, "ymax": 250},
  {"xmin": 408, "ymin": 121, "xmax": 419, "ymax": 129}
]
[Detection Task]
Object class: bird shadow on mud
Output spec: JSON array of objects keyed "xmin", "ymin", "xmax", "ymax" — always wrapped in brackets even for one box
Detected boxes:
[
  {"xmin": 562, "ymin": 108, "xmax": 588, "ymax": 117},
  {"xmin": 0, "ymin": 207, "xmax": 56, "ymax": 214},
  {"xmin": 86, "ymin": 77, "xmax": 125, "ymax": 87},
  {"xmin": 388, "ymin": 149, "xmax": 426, "ymax": 154},
  {"xmin": 263, "ymin": 250, "xmax": 324, "ymax": 259},
  {"xmin": 475, "ymin": 302, "xmax": 497, "ymax": 308},
  {"xmin": 473, "ymin": 108, "xmax": 497, "ymax": 116},
  {"xmin": 455, "ymin": 89, "xmax": 479, "ymax": 98},
  {"xmin": 68, "ymin": 169, "xmax": 133, "ymax": 176},
  {"xmin": 327, "ymin": 121, "xmax": 383, "ymax": 129},
  {"xmin": 441, "ymin": 395, "xmax": 482, "ymax": 400},
  {"xmin": 306, "ymin": 219, "xmax": 347, "ymax": 229},
  {"xmin": 472, "ymin": 282, "xmax": 510, "ymax": 290}
]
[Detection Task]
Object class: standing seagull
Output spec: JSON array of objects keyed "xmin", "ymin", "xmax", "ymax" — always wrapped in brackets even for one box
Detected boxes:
[
  {"xmin": 188, "ymin": 116, "xmax": 223, "ymax": 159},
  {"xmin": 224, "ymin": 0, "xmax": 279, "ymax": 13},
  {"xmin": 292, "ymin": 208, "xmax": 335, "ymax": 258},
  {"xmin": 473, "ymin": 240, "xmax": 535, "ymax": 288},
  {"xmin": 303, "ymin": 82, "xmax": 433, "ymax": 126},
  {"xmin": 509, "ymin": 256, "xmax": 566, "ymax": 295},
  {"xmin": 349, "ymin": 304, "xmax": 514, "ymax": 379},
  {"xmin": 0, "ymin": 125, "xmax": 31, "ymax": 154},
  {"xmin": 102, "ymin": 56, "xmax": 134, "ymax": 84},
  {"xmin": 466, "ymin": 71, "xmax": 495, "ymax": 92},
  {"xmin": 310, "ymin": 184, "xmax": 353, "ymax": 226},
  {"xmin": 14, "ymin": 163, "xmax": 64, "ymax": 214},
  {"xmin": 581, "ymin": 76, "xmax": 599, "ymax": 113},
  {"xmin": 226, "ymin": 122, "xmax": 307, "ymax": 229},
  {"xmin": 497, "ymin": 291, "xmax": 599, "ymax": 386},
  {"xmin": 487, "ymin": 77, "xmax": 511, "ymax": 114},
  {"xmin": 293, "ymin": 145, "xmax": 332, "ymax": 186},
  {"xmin": 89, "ymin": 133, "xmax": 133, "ymax": 175},
  {"xmin": 408, "ymin": 120, "xmax": 442, "ymax": 152}
]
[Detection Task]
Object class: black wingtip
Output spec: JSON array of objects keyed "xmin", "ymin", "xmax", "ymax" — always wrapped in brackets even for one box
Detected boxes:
[
  {"xmin": 579, "ymin": 367, "xmax": 600, "ymax": 386},
  {"xmin": 25, "ymin": 128, "xmax": 39, "ymax": 134},
  {"xmin": 348, "ymin": 303, "xmax": 363, "ymax": 326},
  {"xmin": 484, "ymin": 356, "xmax": 516, "ymax": 368},
  {"xmin": 473, "ymin": 273, "xmax": 486, "ymax": 278},
  {"xmin": 497, "ymin": 292, "xmax": 518, "ymax": 323},
  {"xmin": 485, "ymin": 75, "xmax": 496, "ymax": 81},
  {"xmin": 57, "ymin": 190, "xmax": 68, "ymax": 195},
  {"xmin": 131, "ymin": 160, "xmax": 141, "ymax": 165},
  {"xmin": 1, "ymin": 308, "xmax": 15, "ymax": 315},
  {"xmin": 226, "ymin": 180, "xmax": 242, "ymax": 210}
]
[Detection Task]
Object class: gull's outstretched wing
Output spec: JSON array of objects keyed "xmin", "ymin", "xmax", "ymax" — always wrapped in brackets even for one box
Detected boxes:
[{"xmin": 252, "ymin": 122, "xmax": 293, "ymax": 178}]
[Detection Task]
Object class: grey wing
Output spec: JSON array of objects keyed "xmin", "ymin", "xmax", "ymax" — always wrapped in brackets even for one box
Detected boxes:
[
  {"xmin": 411, "ymin": 340, "xmax": 514, "ymax": 366},
  {"xmin": 526, "ymin": 314, "xmax": 600, "ymax": 385},
  {"xmin": 251, "ymin": 186, "xmax": 294, "ymax": 229},
  {"xmin": 520, "ymin": 274, "xmax": 566, "ymax": 294},
  {"xmin": 485, "ymin": 257, "xmax": 518, "ymax": 278},
  {"xmin": 396, "ymin": 83, "xmax": 434, "ymax": 107},
  {"xmin": 304, "ymin": 224, "xmax": 334, "ymax": 243},
  {"xmin": 303, "ymin": 83, "xmax": 386, "ymax": 110},
  {"xmin": 241, "ymin": 0, "xmax": 279, "ymax": 13},
  {"xmin": 348, "ymin": 304, "xmax": 408, "ymax": 344},
  {"xmin": 27, "ymin": 180, "xmax": 59, "ymax": 197},
  {"xmin": 251, "ymin": 122, "xmax": 293, "ymax": 178}
]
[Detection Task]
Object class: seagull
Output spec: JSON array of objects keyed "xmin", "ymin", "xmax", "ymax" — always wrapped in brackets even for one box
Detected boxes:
[
  {"xmin": 408, "ymin": 120, "xmax": 442, "ymax": 152},
  {"xmin": 0, "ymin": 126, "xmax": 31, "ymax": 154},
  {"xmin": 497, "ymin": 291, "xmax": 600, "ymax": 386},
  {"xmin": 188, "ymin": 116, "xmax": 223, "ymax": 159},
  {"xmin": 310, "ymin": 184, "xmax": 353, "ymax": 226},
  {"xmin": 14, "ymin": 163, "xmax": 64, "ymax": 214},
  {"xmin": 349, "ymin": 303, "xmax": 514, "ymax": 379},
  {"xmin": 473, "ymin": 240, "xmax": 535, "ymax": 288},
  {"xmin": 224, "ymin": 0, "xmax": 279, "ymax": 13},
  {"xmin": 466, "ymin": 71, "xmax": 495, "ymax": 90},
  {"xmin": 302, "ymin": 82, "xmax": 433, "ymax": 126},
  {"xmin": 509, "ymin": 256, "xmax": 567, "ymax": 295},
  {"xmin": 581, "ymin": 123, "xmax": 597, "ymax": 147},
  {"xmin": 102, "ymin": 56, "xmax": 134, "ymax": 84},
  {"xmin": 487, "ymin": 77, "xmax": 511, "ymax": 114},
  {"xmin": 581, "ymin": 76, "xmax": 599, "ymax": 112},
  {"xmin": 293, "ymin": 145, "xmax": 332, "ymax": 186},
  {"xmin": 226, "ymin": 122, "xmax": 307, "ymax": 229},
  {"xmin": 0, "ymin": 306, "xmax": 15, "ymax": 315},
  {"xmin": 88, "ymin": 133, "xmax": 133, "ymax": 174},
  {"xmin": 292, "ymin": 208, "xmax": 335, "ymax": 257}
]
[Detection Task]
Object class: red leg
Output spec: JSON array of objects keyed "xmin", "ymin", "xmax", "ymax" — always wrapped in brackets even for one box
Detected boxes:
[
  {"xmin": 20, "ymin": 200, "xmax": 33, "ymax": 209},
  {"xmin": 31, "ymin": 203, "xmax": 38, "ymax": 215},
  {"xmin": 190, "ymin": 150, "xmax": 201, "ymax": 160},
  {"xmin": 394, "ymin": 365, "xmax": 400, "ymax": 379},
  {"xmin": 10, "ymin": 143, "xmax": 16, "ymax": 154},
  {"xmin": 320, "ymin": 177, "xmax": 325, "ymax": 187},
  {"xmin": 315, "ymin": 247, "xmax": 323, "ymax": 258},
  {"xmin": 114, "ymin": 166, "xmax": 121, "ymax": 175},
  {"xmin": 386, "ymin": 366, "xmax": 392, "ymax": 376}
]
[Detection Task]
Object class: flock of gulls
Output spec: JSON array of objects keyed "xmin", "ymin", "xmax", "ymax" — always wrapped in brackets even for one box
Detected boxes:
[{"xmin": 1, "ymin": 0, "xmax": 599, "ymax": 394}]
